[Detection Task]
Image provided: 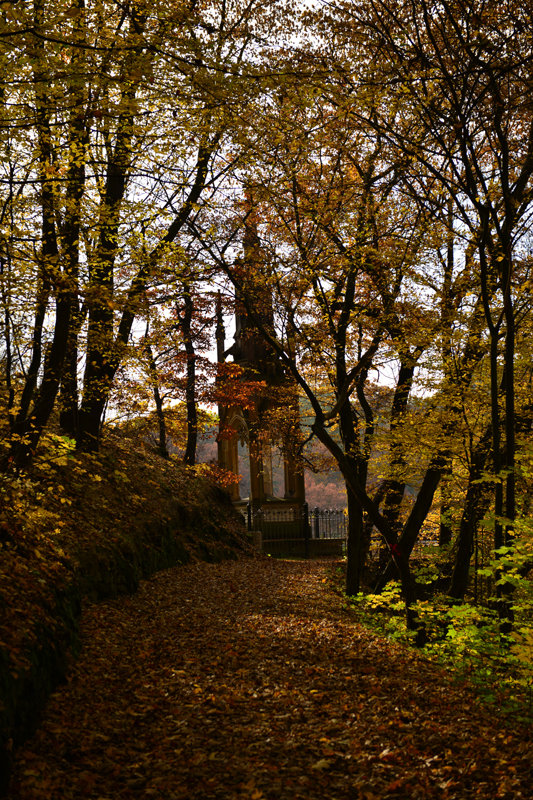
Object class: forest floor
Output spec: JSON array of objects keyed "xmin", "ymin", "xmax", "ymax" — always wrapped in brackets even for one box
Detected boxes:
[{"xmin": 7, "ymin": 558, "xmax": 532, "ymax": 800}]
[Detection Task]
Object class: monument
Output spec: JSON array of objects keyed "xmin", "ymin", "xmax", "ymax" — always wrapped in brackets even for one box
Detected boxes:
[{"xmin": 216, "ymin": 199, "xmax": 305, "ymax": 511}]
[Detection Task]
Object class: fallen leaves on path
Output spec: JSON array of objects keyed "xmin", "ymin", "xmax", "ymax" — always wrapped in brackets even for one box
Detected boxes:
[{"xmin": 8, "ymin": 559, "xmax": 532, "ymax": 799}]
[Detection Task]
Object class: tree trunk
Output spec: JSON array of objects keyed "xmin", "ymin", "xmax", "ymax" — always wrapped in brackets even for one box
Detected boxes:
[
  {"xmin": 374, "ymin": 452, "xmax": 444, "ymax": 592},
  {"xmin": 58, "ymin": 335, "xmax": 79, "ymax": 437},
  {"xmin": 439, "ymin": 456, "xmax": 453, "ymax": 547},
  {"xmin": 381, "ymin": 360, "xmax": 416, "ymax": 527},
  {"xmin": 179, "ymin": 288, "xmax": 197, "ymax": 466},
  {"xmin": 345, "ymin": 482, "xmax": 365, "ymax": 596},
  {"xmin": 6, "ymin": 11, "xmax": 73, "ymax": 469},
  {"xmin": 312, "ymin": 419, "xmax": 424, "ymax": 635},
  {"xmin": 449, "ymin": 427, "xmax": 491, "ymax": 599},
  {"xmin": 479, "ymin": 239, "xmax": 514, "ymax": 630},
  {"xmin": 10, "ymin": 293, "xmax": 73, "ymax": 469},
  {"xmin": 143, "ymin": 334, "xmax": 169, "ymax": 459}
]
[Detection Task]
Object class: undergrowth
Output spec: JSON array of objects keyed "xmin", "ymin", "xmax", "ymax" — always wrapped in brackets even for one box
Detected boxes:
[{"xmin": 331, "ymin": 561, "xmax": 533, "ymax": 726}]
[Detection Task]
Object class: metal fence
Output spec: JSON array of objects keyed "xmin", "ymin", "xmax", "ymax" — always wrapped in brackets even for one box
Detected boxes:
[
  {"xmin": 244, "ymin": 504, "xmax": 444, "ymax": 562},
  {"xmin": 244, "ymin": 504, "xmax": 347, "ymax": 557},
  {"xmin": 244, "ymin": 506, "xmax": 497, "ymax": 602},
  {"xmin": 309, "ymin": 507, "xmax": 347, "ymax": 540}
]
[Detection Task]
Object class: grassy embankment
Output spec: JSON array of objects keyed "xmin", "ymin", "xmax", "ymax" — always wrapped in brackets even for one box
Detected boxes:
[{"xmin": 0, "ymin": 430, "xmax": 252, "ymax": 793}]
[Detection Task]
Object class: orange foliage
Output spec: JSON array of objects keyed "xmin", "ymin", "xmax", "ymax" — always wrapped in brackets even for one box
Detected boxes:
[{"xmin": 210, "ymin": 362, "xmax": 267, "ymax": 411}]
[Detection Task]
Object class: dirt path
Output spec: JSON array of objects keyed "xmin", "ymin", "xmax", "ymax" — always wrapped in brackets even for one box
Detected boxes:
[{"xmin": 8, "ymin": 559, "xmax": 532, "ymax": 799}]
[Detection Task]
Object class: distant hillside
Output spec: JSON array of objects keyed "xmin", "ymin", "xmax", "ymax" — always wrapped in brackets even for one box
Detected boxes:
[{"xmin": 196, "ymin": 433, "xmax": 347, "ymax": 508}]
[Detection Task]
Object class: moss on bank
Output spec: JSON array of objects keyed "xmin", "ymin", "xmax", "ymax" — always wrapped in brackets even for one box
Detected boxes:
[{"xmin": 0, "ymin": 431, "xmax": 252, "ymax": 794}]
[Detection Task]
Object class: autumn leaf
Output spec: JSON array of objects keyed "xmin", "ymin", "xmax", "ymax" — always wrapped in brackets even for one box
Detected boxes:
[{"xmin": 7, "ymin": 560, "xmax": 532, "ymax": 800}]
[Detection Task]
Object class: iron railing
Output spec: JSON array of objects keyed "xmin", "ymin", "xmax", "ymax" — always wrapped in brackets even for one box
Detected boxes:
[
  {"xmin": 244, "ymin": 504, "xmax": 446, "ymax": 562},
  {"xmin": 244, "ymin": 507, "xmax": 496, "ymax": 602},
  {"xmin": 244, "ymin": 504, "xmax": 347, "ymax": 557}
]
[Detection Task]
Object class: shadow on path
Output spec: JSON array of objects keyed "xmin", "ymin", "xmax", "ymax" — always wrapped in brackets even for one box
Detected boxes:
[{"xmin": 8, "ymin": 559, "xmax": 532, "ymax": 799}]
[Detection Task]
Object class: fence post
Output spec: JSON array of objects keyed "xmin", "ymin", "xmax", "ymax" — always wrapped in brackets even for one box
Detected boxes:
[
  {"xmin": 303, "ymin": 502, "xmax": 309, "ymax": 558},
  {"xmin": 314, "ymin": 507, "xmax": 320, "ymax": 539}
]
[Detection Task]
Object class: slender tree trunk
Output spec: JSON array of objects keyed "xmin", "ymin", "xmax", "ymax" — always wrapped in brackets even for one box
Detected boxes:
[
  {"xmin": 497, "ymin": 253, "xmax": 516, "ymax": 632},
  {"xmin": 439, "ymin": 197, "xmax": 455, "ymax": 549},
  {"xmin": 154, "ymin": 384, "xmax": 169, "ymax": 459},
  {"xmin": 11, "ymin": 296, "xmax": 73, "ymax": 469},
  {"xmin": 11, "ymin": 273, "xmax": 49, "ymax": 435},
  {"xmin": 77, "ymin": 10, "xmax": 147, "ymax": 452},
  {"xmin": 143, "ymin": 331, "xmax": 169, "ymax": 459},
  {"xmin": 58, "ymin": 335, "xmax": 79, "ymax": 437},
  {"xmin": 59, "ymin": 78, "xmax": 87, "ymax": 436},
  {"xmin": 179, "ymin": 288, "xmax": 197, "ymax": 466},
  {"xmin": 449, "ymin": 428, "xmax": 491, "ymax": 599},
  {"xmin": 502, "ymin": 268, "xmax": 515, "ymax": 528},
  {"xmin": 6, "ymin": 5, "xmax": 71, "ymax": 469},
  {"xmin": 0, "ymin": 253, "xmax": 15, "ymax": 428},
  {"xmin": 77, "ymin": 132, "xmax": 132, "ymax": 450},
  {"xmin": 439, "ymin": 457, "xmax": 453, "ymax": 547},
  {"xmin": 381, "ymin": 359, "xmax": 416, "ymax": 526},
  {"xmin": 479, "ymin": 239, "xmax": 514, "ymax": 630}
]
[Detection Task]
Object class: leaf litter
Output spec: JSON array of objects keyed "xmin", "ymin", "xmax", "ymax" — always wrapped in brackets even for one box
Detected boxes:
[{"xmin": 8, "ymin": 558, "xmax": 532, "ymax": 799}]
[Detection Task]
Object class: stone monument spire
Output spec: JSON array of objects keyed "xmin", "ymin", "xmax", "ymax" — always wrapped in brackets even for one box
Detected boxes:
[{"xmin": 217, "ymin": 194, "xmax": 305, "ymax": 509}]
